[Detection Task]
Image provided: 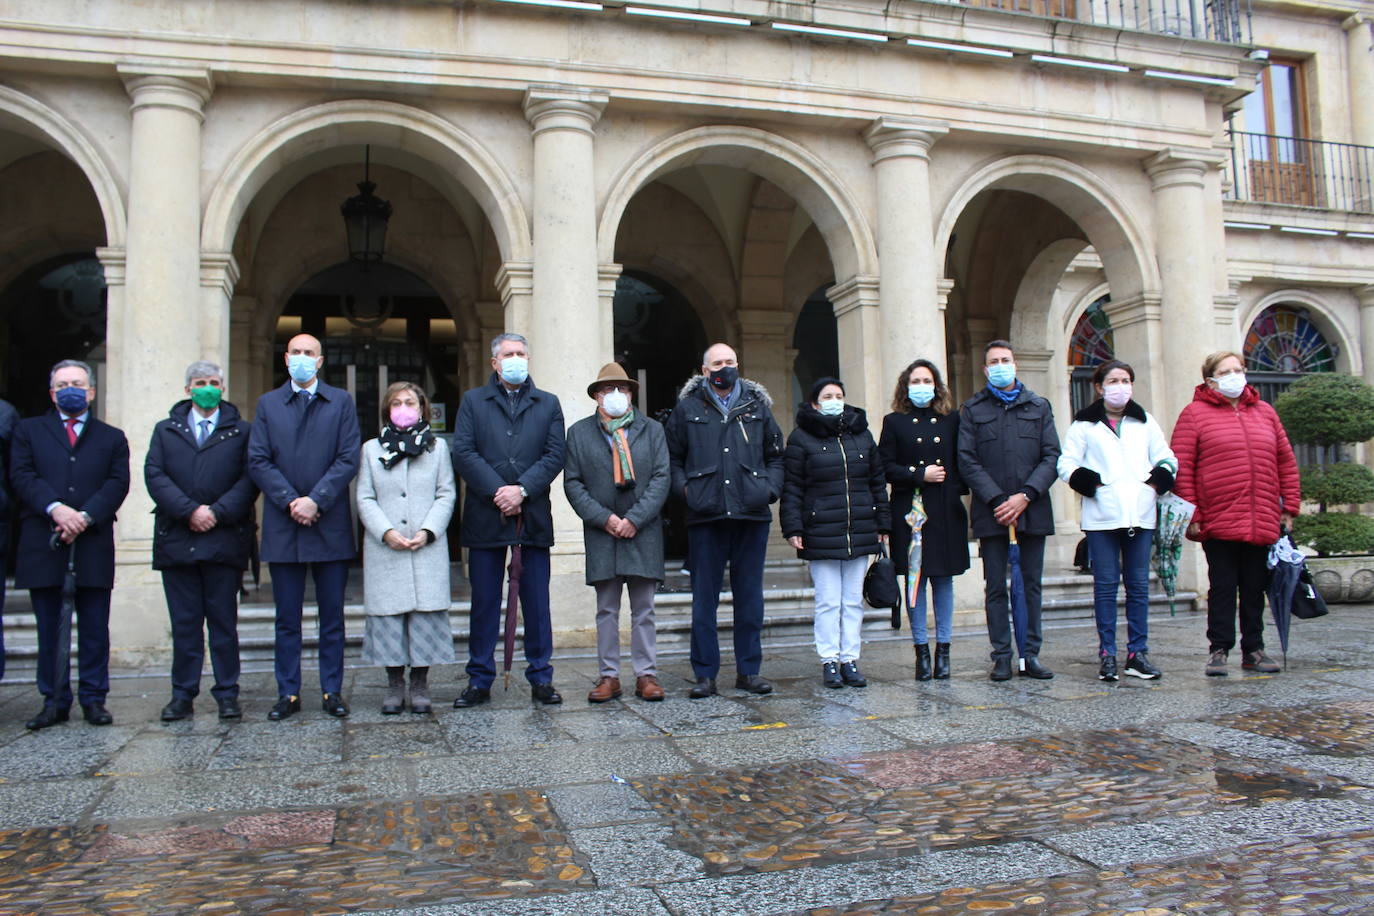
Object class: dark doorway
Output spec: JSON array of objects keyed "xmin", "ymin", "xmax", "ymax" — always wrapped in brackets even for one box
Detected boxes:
[{"xmin": 792, "ymin": 285, "xmax": 840, "ymax": 407}]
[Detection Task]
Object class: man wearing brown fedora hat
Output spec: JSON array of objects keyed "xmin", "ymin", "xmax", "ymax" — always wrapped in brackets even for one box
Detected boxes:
[{"xmin": 563, "ymin": 363, "xmax": 671, "ymax": 702}]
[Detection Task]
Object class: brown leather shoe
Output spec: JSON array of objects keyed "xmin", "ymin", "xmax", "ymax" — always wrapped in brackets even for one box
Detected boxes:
[
  {"xmin": 634, "ymin": 675, "xmax": 665, "ymax": 701},
  {"xmin": 587, "ymin": 676, "xmax": 621, "ymax": 703}
]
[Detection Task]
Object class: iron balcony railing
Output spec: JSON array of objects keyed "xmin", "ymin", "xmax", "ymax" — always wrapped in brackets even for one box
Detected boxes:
[
  {"xmin": 1227, "ymin": 130, "xmax": 1374, "ymax": 214},
  {"xmin": 963, "ymin": 0, "xmax": 1251, "ymax": 43}
]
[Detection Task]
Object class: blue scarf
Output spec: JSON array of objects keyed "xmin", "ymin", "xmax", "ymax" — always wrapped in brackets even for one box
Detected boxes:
[{"xmin": 987, "ymin": 381, "xmax": 1023, "ymax": 405}]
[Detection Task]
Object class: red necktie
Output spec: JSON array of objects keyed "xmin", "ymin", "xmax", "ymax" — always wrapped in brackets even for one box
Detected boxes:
[{"xmin": 65, "ymin": 417, "xmax": 79, "ymax": 446}]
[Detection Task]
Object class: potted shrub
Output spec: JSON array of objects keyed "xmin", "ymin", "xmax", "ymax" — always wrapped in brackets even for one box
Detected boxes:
[{"xmin": 1274, "ymin": 373, "xmax": 1374, "ymax": 601}]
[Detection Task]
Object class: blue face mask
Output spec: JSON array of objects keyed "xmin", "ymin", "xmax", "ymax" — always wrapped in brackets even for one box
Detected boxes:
[
  {"xmin": 287, "ymin": 354, "xmax": 319, "ymax": 385},
  {"xmin": 986, "ymin": 363, "xmax": 1016, "ymax": 389},
  {"xmin": 55, "ymin": 386, "xmax": 89, "ymax": 416},
  {"xmin": 908, "ymin": 384, "xmax": 935, "ymax": 408},
  {"xmin": 818, "ymin": 399, "xmax": 844, "ymax": 417},
  {"xmin": 499, "ymin": 356, "xmax": 529, "ymax": 386}
]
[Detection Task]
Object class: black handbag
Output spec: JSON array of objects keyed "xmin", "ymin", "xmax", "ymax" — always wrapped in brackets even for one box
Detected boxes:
[
  {"xmin": 863, "ymin": 543, "xmax": 901, "ymax": 615},
  {"xmin": 1291, "ymin": 567, "xmax": 1330, "ymax": 620}
]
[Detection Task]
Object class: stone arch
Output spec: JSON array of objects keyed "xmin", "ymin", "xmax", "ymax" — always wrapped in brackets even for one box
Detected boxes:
[
  {"xmin": 1239, "ymin": 289, "xmax": 1359, "ymax": 376},
  {"xmin": 597, "ymin": 125, "xmax": 878, "ymax": 282},
  {"xmin": 1009, "ymin": 238, "xmax": 1092, "ymax": 352},
  {"xmin": 936, "ymin": 154, "xmax": 1157, "ymax": 302},
  {"xmin": 201, "ymin": 99, "xmax": 531, "ymax": 263},
  {"xmin": 0, "ymin": 85, "xmax": 125, "ymax": 246}
]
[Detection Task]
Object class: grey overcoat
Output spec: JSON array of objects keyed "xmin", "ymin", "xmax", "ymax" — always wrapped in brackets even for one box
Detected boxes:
[
  {"xmin": 355, "ymin": 437, "xmax": 456, "ymax": 615},
  {"xmin": 563, "ymin": 412, "xmax": 670, "ymax": 585}
]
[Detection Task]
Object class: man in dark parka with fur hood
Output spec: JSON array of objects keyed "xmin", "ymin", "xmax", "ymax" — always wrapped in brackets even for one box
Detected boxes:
[{"xmin": 665, "ymin": 343, "xmax": 785, "ymax": 699}]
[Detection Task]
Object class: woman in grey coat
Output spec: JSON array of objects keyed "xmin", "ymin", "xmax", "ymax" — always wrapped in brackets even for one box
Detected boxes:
[
  {"xmin": 356, "ymin": 382, "xmax": 456, "ymax": 714},
  {"xmin": 563, "ymin": 363, "xmax": 671, "ymax": 703}
]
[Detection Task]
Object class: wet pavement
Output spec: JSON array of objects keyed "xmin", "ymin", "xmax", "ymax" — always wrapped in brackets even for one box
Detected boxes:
[{"xmin": 0, "ymin": 605, "xmax": 1372, "ymax": 914}]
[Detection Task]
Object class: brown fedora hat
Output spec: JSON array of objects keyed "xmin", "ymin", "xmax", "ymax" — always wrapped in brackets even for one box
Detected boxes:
[{"xmin": 587, "ymin": 362, "xmax": 640, "ymax": 398}]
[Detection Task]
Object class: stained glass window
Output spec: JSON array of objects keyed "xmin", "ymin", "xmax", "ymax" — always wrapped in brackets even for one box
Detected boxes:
[
  {"xmin": 1244, "ymin": 305, "xmax": 1336, "ymax": 374},
  {"xmin": 1068, "ymin": 296, "xmax": 1114, "ymax": 367}
]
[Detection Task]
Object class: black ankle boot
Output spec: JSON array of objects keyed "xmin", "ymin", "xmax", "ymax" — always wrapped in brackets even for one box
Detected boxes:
[
  {"xmin": 933, "ymin": 643, "xmax": 951, "ymax": 680},
  {"xmin": 914, "ymin": 643, "xmax": 932, "ymax": 681},
  {"xmin": 382, "ymin": 666, "xmax": 406, "ymax": 715}
]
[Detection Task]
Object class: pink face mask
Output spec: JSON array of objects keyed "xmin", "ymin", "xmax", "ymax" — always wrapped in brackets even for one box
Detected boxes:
[
  {"xmin": 390, "ymin": 405, "xmax": 422, "ymax": 429},
  {"xmin": 1103, "ymin": 384, "xmax": 1132, "ymax": 409}
]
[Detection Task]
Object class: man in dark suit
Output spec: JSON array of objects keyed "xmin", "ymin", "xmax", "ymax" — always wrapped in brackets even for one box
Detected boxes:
[
  {"xmin": 145, "ymin": 360, "xmax": 257, "ymax": 722},
  {"xmin": 10, "ymin": 359, "xmax": 130, "ymax": 728},
  {"xmin": 451, "ymin": 332, "xmax": 566, "ymax": 708},
  {"xmin": 248, "ymin": 334, "xmax": 360, "ymax": 721},
  {"xmin": 0, "ymin": 395, "xmax": 18, "ymax": 683}
]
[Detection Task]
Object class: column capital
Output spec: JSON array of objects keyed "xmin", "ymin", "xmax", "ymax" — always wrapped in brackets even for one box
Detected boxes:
[
  {"xmin": 936, "ymin": 278, "xmax": 955, "ymax": 312},
  {"xmin": 827, "ymin": 275, "xmax": 881, "ymax": 317},
  {"xmin": 1101, "ymin": 292, "xmax": 1163, "ymax": 330},
  {"xmin": 1343, "ymin": 12, "xmax": 1370, "ymax": 31},
  {"xmin": 1013, "ymin": 348, "xmax": 1055, "ymax": 374},
  {"xmin": 1144, "ymin": 147, "xmax": 1226, "ymax": 190},
  {"xmin": 200, "ymin": 252, "xmax": 240, "ymax": 298},
  {"xmin": 524, "ymin": 86, "xmax": 609, "ymax": 136},
  {"xmin": 95, "ymin": 246, "xmax": 127, "ymax": 286},
  {"xmin": 736, "ymin": 308, "xmax": 794, "ymax": 341},
  {"xmin": 118, "ymin": 63, "xmax": 213, "ymax": 119},
  {"xmin": 1356, "ymin": 284, "xmax": 1374, "ymax": 308},
  {"xmin": 598, "ymin": 262, "xmax": 624, "ymax": 289},
  {"xmin": 496, "ymin": 260, "xmax": 534, "ymax": 308},
  {"xmin": 863, "ymin": 117, "xmax": 949, "ymax": 163}
]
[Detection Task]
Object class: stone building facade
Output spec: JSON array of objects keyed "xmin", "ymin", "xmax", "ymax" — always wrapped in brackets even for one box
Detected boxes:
[{"xmin": 0, "ymin": 0, "xmax": 1371, "ymax": 655}]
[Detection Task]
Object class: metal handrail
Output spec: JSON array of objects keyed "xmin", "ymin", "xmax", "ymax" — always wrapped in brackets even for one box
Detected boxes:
[
  {"xmin": 962, "ymin": 0, "xmax": 1251, "ymax": 43},
  {"xmin": 1226, "ymin": 129, "xmax": 1374, "ymax": 213}
]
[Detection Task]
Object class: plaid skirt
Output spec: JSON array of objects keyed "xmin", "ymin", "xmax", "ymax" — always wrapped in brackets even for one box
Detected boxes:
[{"xmin": 361, "ymin": 611, "xmax": 457, "ymax": 667}]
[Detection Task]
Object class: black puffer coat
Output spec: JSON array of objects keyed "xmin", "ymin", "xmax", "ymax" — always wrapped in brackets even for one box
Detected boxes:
[{"xmin": 780, "ymin": 404, "xmax": 891, "ymax": 561}]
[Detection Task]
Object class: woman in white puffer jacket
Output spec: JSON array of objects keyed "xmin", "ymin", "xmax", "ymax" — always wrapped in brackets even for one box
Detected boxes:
[{"xmin": 1058, "ymin": 360, "xmax": 1177, "ymax": 683}]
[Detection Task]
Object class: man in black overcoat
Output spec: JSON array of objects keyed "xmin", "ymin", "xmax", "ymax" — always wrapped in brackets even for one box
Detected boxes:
[
  {"xmin": 145, "ymin": 360, "xmax": 258, "ymax": 722},
  {"xmin": 10, "ymin": 359, "xmax": 130, "ymax": 728},
  {"xmin": 0, "ymin": 394, "xmax": 18, "ymax": 683}
]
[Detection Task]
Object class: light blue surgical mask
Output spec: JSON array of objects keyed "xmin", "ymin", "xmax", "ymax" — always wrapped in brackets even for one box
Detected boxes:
[
  {"xmin": 986, "ymin": 363, "xmax": 1016, "ymax": 389},
  {"xmin": 499, "ymin": 356, "xmax": 529, "ymax": 386},
  {"xmin": 287, "ymin": 354, "xmax": 319, "ymax": 385},
  {"xmin": 818, "ymin": 399, "xmax": 844, "ymax": 417},
  {"xmin": 907, "ymin": 384, "xmax": 935, "ymax": 408}
]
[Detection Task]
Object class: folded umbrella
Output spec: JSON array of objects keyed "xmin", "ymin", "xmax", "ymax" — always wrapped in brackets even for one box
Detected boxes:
[
  {"xmin": 1007, "ymin": 523, "xmax": 1029, "ymax": 661},
  {"xmin": 49, "ymin": 530, "xmax": 77, "ymax": 701},
  {"xmin": 502, "ymin": 515, "xmax": 524, "ymax": 690},
  {"xmin": 1265, "ymin": 532, "xmax": 1305, "ymax": 668},
  {"xmin": 1152, "ymin": 492, "xmax": 1196, "ymax": 616}
]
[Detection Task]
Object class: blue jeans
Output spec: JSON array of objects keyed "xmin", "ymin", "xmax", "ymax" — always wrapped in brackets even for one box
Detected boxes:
[
  {"xmin": 687, "ymin": 519, "xmax": 769, "ymax": 680},
  {"xmin": 1085, "ymin": 528, "xmax": 1153, "ymax": 656},
  {"xmin": 908, "ymin": 574, "xmax": 954, "ymax": 645},
  {"xmin": 466, "ymin": 546, "xmax": 554, "ymax": 690}
]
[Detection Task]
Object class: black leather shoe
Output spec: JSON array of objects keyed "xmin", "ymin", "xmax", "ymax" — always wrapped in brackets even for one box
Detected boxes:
[
  {"xmin": 216, "ymin": 698, "xmax": 243, "ymax": 720},
  {"xmin": 268, "ymin": 695, "xmax": 301, "ymax": 720},
  {"xmin": 160, "ymin": 698, "xmax": 194, "ymax": 722},
  {"xmin": 531, "ymin": 683, "xmax": 563, "ymax": 705},
  {"xmin": 25, "ymin": 706, "xmax": 69, "ymax": 730},
  {"xmin": 840, "ymin": 662, "xmax": 866, "ymax": 688},
  {"xmin": 1020, "ymin": 656, "xmax": 1054, "ymax": 680},
  {"xmin": 821, "ymin": 661, "xmax": 843, "ymax": 689},
  {"xmin": 82, "ymin": 703, "xmax": 113, "ymax": 726},
  {"xmin": 688, "ymin": 677, "xmax": 716, "ymax": 699},
  {"xmin": 453, "ymin": 686, "xmax": 490, "ymax": 708},
  {"xmin": 990, "ymin": 656, "xmax": 1014, "ymax": 681},
  {"xmin": 735, "ymin": 674, "xmax": 773, "ymax": 695},
  {"xmin": 322, "ymin": 693, "xmax": 350, "ymax": 718}
]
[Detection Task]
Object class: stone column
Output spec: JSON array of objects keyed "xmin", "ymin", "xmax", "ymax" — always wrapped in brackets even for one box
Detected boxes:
[
  {"xmin": 1146, "ymin": 149, "xmax": 1226, "ymax": 423},
  {"xmin": 828, "ymin": 275, "xmax": 885, "ymax": 422},
  {"xmin": 109, "ymin": 64, "xmax": 213, "ymax": 659},
  {"xmin": 200, "ymin": 253, "xmax": 239, "ymax": 377},
  {"xmin": 1359, "ymin": 285, "xmax": 1374, "ymax": 387},
  {"xmin": 523, "ymin": 86, "xmax": 609, "ymax": 645},
  {"xmin": 598, "ymin": 262, "xmax": 624, "ymax": 371},
  {"xmin": 863, "ymin": 117, "xmax": 949, "ymax": 387},
  {"xmin": 228, "ymin": 295, "xmax": 258, "ymax": 417},
  {"xmin": 495, "ymin": 261, "xmax": 534, "ymax": 344},
  {"xmin": 1346, "ymin": 15, "xmax": 1374, "ymax": 147},
  {"xmin": 1102, "ymin": 293, "xmax": 1165, "ymax": 419}
]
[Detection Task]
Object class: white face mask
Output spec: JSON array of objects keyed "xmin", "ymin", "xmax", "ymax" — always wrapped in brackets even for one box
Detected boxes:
[
  {"xmin": 601, "ymin": 390, "xmax": 631, "ymax": 418},
  {"xmin": 1102, "ymin": 383, "xmax": 1132, "ymax": 409},
  {"xmin": 1212, "ymin": 373, "xmax": 1246, "ymax": 399},
  {"xmin": 818, "ymin": 398, "xmax": 845, "ymax": 417}
]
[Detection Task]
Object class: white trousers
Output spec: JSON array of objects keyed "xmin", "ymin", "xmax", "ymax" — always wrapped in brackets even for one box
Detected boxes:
[{"xmin": 810, "ymin": 556, "xmax": 867, "ymax": 662}]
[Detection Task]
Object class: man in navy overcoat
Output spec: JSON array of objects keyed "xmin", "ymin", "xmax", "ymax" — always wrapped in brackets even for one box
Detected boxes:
[
  {"xmin": 145, "ymin": 360, "xmax": 258, "ymax": 722},
  {"xmin": 451, "ymin": 333, "xmax": 566, "ymax": 708},
  {"xmin": 10, "ymin": 359, "xmax": 130, "ymax": 729},
  {"xmin": 0, "ymin": 395, "xmax": 18, "ymax": 683},
  {"xmin": 248, "ymin": 334, "xmax": 360, "ymax": 720}
]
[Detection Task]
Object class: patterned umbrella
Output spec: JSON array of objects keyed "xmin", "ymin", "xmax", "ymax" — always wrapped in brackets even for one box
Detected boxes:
[
  {"xmin": 1152, "ymin": 492, "xmax": 1196, "ymax": 616},
  {"xmin": 904, "ymin": 496, "xmax": 929, "ymax": 624}
]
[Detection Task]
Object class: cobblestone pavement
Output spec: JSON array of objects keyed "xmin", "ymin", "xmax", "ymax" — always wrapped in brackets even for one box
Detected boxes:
[{"xmin": 1, "ymin": 606, "xmax": 1372, "ymax": 915}]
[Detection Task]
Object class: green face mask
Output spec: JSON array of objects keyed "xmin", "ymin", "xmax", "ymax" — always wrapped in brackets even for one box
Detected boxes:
[{"xmin": 190, "ymin": 384, "xmax": 223, "ymax": 410}]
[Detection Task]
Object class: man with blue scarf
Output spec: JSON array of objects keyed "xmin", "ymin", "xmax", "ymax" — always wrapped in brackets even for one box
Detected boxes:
[{"xmin": 957, "ymin": 340, "xmax": 1061, "ymax": 682}]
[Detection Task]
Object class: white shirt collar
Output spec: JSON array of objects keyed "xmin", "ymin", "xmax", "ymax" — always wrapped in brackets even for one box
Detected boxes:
[{"xmin": 291, "ymin": 379, "xmax": 319, "ymax": 396}]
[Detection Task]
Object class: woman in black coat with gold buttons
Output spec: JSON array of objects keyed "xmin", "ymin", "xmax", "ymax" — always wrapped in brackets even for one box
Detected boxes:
[{"xmin": 878, "ymin": 359, "xmax": 970, "ymax": 681}]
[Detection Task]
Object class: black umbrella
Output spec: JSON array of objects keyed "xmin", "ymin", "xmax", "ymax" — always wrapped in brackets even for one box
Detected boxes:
[
  {"xmin": 1007, "ymin": 523, "xmax": 1030, "ymax": 661},
  {"xmin": 49, "ymin": 530, "xmax": 76, "ymax": 699},
  {"xmin": 502, "ymin": 516, "xmax": 524, "ymax": 690},
  {"xmin": 1265, "ymin": 532, "xmax": 1305, "ymax": 668}
]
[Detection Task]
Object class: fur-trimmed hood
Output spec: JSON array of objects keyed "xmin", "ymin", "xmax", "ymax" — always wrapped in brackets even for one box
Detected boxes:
[
  {"xmin": 1072, "ymin": 398, "xmax": 1147, "ymax": 425},
  {"xmin": 677, "ymin": 374, "xmax": 774, "ymax": 408}
]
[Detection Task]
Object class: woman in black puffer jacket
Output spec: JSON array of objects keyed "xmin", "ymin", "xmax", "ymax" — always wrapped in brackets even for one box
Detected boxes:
[{"xmin": 781, "ymin": 377, "xmax": 891, "ymax": 689}]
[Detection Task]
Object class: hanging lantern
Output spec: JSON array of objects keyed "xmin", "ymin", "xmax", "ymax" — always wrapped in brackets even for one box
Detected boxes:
[{"xmin": 340, "ymin": 145, "xmax": 392, "ymax": 264}]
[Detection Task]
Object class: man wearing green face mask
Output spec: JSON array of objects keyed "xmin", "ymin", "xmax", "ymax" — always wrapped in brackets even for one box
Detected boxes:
[{"xmin": 145, "ymin": 360, "xmax": 258, "ymax": 721}]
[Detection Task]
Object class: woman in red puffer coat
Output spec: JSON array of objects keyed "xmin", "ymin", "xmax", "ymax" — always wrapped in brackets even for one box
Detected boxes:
[{"xmin": 1170, "ymin": 350, "xmax": 1301, "ymax": 678}]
